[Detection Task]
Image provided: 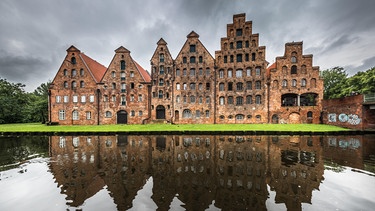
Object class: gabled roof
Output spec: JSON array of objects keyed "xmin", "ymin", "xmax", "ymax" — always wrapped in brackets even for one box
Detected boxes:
[
  {"xmin": 187, "ymin": 31, "xmax": 199, "ymax": 38},
  {"xmin": 134, "ymin": 60, "xmax": 151, "ymax": 82},
  {"xmin": 115, "ymin": 46, "xmax": 131, "ymax": 53},
  {"xmin": 66, "ymin": 45, "xmax": 80, "ymax": 52},
  {"xmin": 157, "ymin": 38, "xmax": 167, "ymax": 45},
  {"xmin": 80, "ymin": 53, "xmax": 107, "ymax": 83}
]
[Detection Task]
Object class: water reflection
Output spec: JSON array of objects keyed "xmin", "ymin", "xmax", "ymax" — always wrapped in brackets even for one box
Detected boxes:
[{"xmin": 1, "ymin": 135, "xmax": 374, "ymax": 210}]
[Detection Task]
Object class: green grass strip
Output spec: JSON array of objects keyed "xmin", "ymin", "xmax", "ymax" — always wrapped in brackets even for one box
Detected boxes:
[{"xmin": 0, "ymin": 123, "xmax": 349, "ymax": 133}]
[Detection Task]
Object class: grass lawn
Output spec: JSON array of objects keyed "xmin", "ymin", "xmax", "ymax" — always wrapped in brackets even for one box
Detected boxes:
[{"xmin": 0, "ymin": 123, "xmax": 349, "ymax": 133}]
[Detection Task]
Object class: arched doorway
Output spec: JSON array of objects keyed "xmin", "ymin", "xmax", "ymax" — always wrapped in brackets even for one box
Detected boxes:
[
  {"xmin": 156, "ymin": 105, "xmax": 165, "ymax": 119},
  {"xmin": 117, "ymin": 110, "xmax": 127, "ymax": 124},
  {"xmin": 175, "ymin": 110, "xmax": 179, "ymax": 121},
  {"xmin": 272, "ymin": 114, "xmax": 279, "ymax": 123},
  {"xmin": 289, "ymin": 112, "xmax": 301, "ymax": 124}
]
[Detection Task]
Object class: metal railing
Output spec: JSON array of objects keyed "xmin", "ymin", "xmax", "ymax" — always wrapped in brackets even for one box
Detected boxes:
[{"xmin": 364, "ymin": 93, "xmax": 375, "ymax": 103}]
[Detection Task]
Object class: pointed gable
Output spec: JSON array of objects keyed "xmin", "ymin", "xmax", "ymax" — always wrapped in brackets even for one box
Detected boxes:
[
  {"xmin": 80, "ymin": 53, "xmax": 107, "ymax": 83},
  {"xmin": 187, "ymin": 31, "xmax": 199, "ymax": 38},
  {"xmin": 66, "ymin": 45, "xmax": 81, "ymax": 53},
  {"xmin": 115, "ymin": 46, "xmax": 131, "ymax": 53},
  {"xmin": 157, "ymin": 38, "xmax": 167, "ymax": 45}
]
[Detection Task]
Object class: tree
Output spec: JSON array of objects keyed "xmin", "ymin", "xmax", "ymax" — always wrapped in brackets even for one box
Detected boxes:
[
  {"xmin": 321, "ymin": 67, "xmax": 348, "ymax": 99},
  {"xmin": 0, "ymin": 78, "xmax": 28, "ymax": 123},
  {"xmin": 24, "ymin": 81, "xmax": 50, "ymax": 123}
]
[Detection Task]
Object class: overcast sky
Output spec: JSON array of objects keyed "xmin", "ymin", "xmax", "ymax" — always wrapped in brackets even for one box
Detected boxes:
[{"xmin": 1, "ymin": 0, "xmax": 374, "ymax": 92}]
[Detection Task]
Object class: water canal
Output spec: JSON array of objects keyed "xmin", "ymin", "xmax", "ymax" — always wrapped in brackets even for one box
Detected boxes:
[{"xmin": 0, "ymin": 134, "xmax": 374, "ymax": 211}]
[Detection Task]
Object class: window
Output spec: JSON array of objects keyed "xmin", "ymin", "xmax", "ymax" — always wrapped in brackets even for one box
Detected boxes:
[
  {"xmin": 236, "ymin": 54, "xmax": 242, "ymax": 62},
  {"xmin": 120, "ymin": 60, "xmax": 126, "ymax": 70},
  {"xmin": 121, "ymin": 83, "xmax": 126, "ymax": 92},
  {"xmin": 190, "ymin": 68, "xmax": 195, "ymax": 76},
  {"xmin": 236, "ymin": 82, "xmax": 243, "ymax": 91},
  {"xmin": 224, "ymin": 56, "xmax": 227, "ymax": 63},
  {"xmin": 71, "ymin": 57, "xmax": 76, "ymax": 64},
  {"xmin": 121, "ymin": 95, "xmax": 126, "ymax": 105},
  {"xmin": 206, "ymin": 83, "xmax": 210, "ymax": 90},
  {"xmin": 159, "ymin": 78, "xmax": 164, "ymax": 86},
  {"xmin": 206, "ymin": 96, "xmax": 210, "ymax": 104},
  {"xmin": 245, "ymin": 41, "xmax": 249, "ymax": 47},
  {"xmin": 56, "ymin": 96, "xmax": 61, "ymax": 103},
  {"xmin": 292, "ymin": 79, "xmax": 297, "ymax": 87},
  {"xmin": 219, "ymin": 69, "xmax": 224, "ymax": 78},
  {"xmin": 246, "ymin": 81, "xmax": 252, "ymax": 90},
  {"xmin": 63, "ymin": 69, "xmax": 68, "ymax": 76},
  {"xmin": 89, "ymin": 95, "xmax": 95, "ymax": 102},
  {"xmin": 236, "ymin": 97, "xmax": 243, "ymax": 105},
  {"xmin": 220, "ymin": 115, "xmax": 225, "ymax": 120},
  {"xmin": 80, "ymin": 81, "xmax": 85, "ymax": 88},
  {"xmin": 230, "ymin": 55, "xmax": 234, "ymax": 62},
  {"xmin": 103, "ymin": 95, "xmax": 108, "ymax": 102},
  {"xmin": 246, "ymin": 95, "xmax": 252, "ymax": 104},
  {"xmin": 64, "ymin": 96, "xmax": 69, "ymax": 103},
  {"xmin": 282, "ymin": 80, "xmax": 288, "ymax": 88},
  {"xmin": 301, "ymin": 79, "xmax": 307, "ymax": 87},
  {"xmin": 228, "ymin": 96, "xmax": 234, "ymax": 104},
  {"xmin": 190, "ymin": 45, "xmax": 196, "ymax": 52},
  {"xmin": 273, "ymin": 80, "xmax": 279, "ymax": 89},
  {"xmin": 252, "ymin": 53, "xmax": 256, "ymax": 61},
  {"xmin": 183, "ymin": 83, "xmax": 187, "ymax": 90},
  {"xmin": 130, "ymin": 95, "xmax": 134, "ymax": 102},
  {"xmin": 183, "ymin": 109, "xmax": 192, "ymax": 118},
  {"xmin": 71, "ymin": 81, "xmax": 77, "ymax": 89},
  {"xmin": 130, "ymin": 83, "xmax": 134, "ymax": 89},
  {"xmin": 219, "ymin": 97, "xmax": 225, "ymax": 105},
  {"xmin": 112, "ymin": 71, "xmax": 116, "ymax": 78},
  {"xmin": 236, "ymin": 114, "xmax": 244, "ymax": 120},
  {"xmin": 160, "ymin": 66, "xmax": 165, "ymax": 74},
  {"xmin": 307, "ymin": 111, "xmax": 313, "ymax": 118},
  {"xmin": 159, "ymin": 54, "xmax": 164, "ymax": 62},
  {"xmin": 236, "ymin": 41, "xmax": 242, "ymax": 49},
  {"xmin": 59, "ymin": 110, "xmax": 65, "ymax": 120},
  {"xmin": 291, "ymin": 65, "xmax": 297, "ymax": 74},
  {"xmin": 236, "ymin": 28, "xmax": 243, "ymax": 36},
  {"xmin": 158, "ymin": 90, "xmax": 163, "ymax": 99},
  {"xmin": 228, "ymin": 82, "xmax": 233, "ymax": 91},
  {"xmin": 245, "ymin": 54, "xmax": 249, "ymax": 61},
  {"xmin": 255, "ymin": 67, "xmax": 261, "ymax": 76},
  {"xmin": 230, "ymin": 42, "xmax": 234, "ymax": 49},
  {"xmin": 190, "ymin": 56, "xmax": 196, "ymax": 63},
  {"xmin": 129, "ymin": 110, "xmax": 135, "ymax": 117},
  {"xmin": 256, "ymin": 115, "xmax": 261, "ymax": 121},
  {"xmin": 198, "ymin": 83, "xmax": 203, "ymax": 90},
  {"xmin": 246, "ymin": 68, "xmax": 251, "ymax": 76},
  {"xmin": 311, "ymin": 78, "xmax": 317, "ymax": 88},
  {"xmin": 199, "ymin": 68, "xmax": 203, "ymax": 75},
  {"xmin": 139, "ymin": 111, "xmax": 143, "ymax": 116},
  {"xmin": 63, "ymin": 81, "xmax": 68, "ymax": 88},
  {"xmin": 80, "ymin": 69, "xmax": 84, "ymax": 76},
  {"xmin": 199, "ymin": 56, "xmax": 203, "ymax": 63},
  {"xmin": 81, "ymin": 95, "xmax": 86, "ymax": 103},
  {"xmin": 105, "ymin": 111, "xmax": 112, "ymax": 118},
  {"xmin": 72, "ymin": 110, "xmax": 79, "ymax": 120},
  {"xmin": 183, "ymin": 95, "xmax": 187, "ymax": 103},
  {"xmin": 255, "ymin": 81, "xmax": 261, "ymax": 89},
  {"xmin": 199, "ymin": 96, "xmax": 203, "ymax": 104},
  {"xmin": 176, "ymin": 69, "xmax": 181, "ymax": 76},
  {"xmin": 183, "ymin": 57, "xmax": 187, "ymax": 63},
  {"xmin": 183, "ymin": 69, "xmax": 187, "ymax": 76},
  {"xmin": 206, "ymin": 68, "xmax": 210, "ymax": 76},
  {"xmin": 190, "ymin": 83, "xmax": 196, "ymax": 90},
  {"xmin": 291, "ymin": 54, "xmax": 297, "ymax": 63},
  {"xmin": 190, "ymin": 95, "xmax": 196, "ymax": 103},
  {"xmin": 301, "ymin": 65, "xmax": 307, "ymax": 74},
  {"xmin": 196, "ymin": 110, "xmax": 201, "ymax": 118},
  {"xmin": 121, "ymin": 71, "xmax": 125, "ymax": 80},
  {"xmin": 205, "ymin": 110, "xmax": 210, "ymax": 118},
  {"xmin": 236, "ymin": 69, "xmax": 243, "ymax": 78},
  {"xmin": 86, "ymin": 111, "xmax": 91, "ymax": 120},
  {"xmin": 256, "ymin": 95, "xmax": 261, "ymax": 104},
  {"xmin": 176, "ymin": 83, "xmax": 180, "ymax": 90},
  {"xmin": 112, "ymin": 95, "xmax": 116, "ymax": 102},
  {"xmin": 130, "ymin": 71, "xmax": 134, "ymax": 77},
  {"xmin": 219, "ymin": 83, "xmax": 224, "ymax": 91},
  {"xmin": 228, "ymin": 69, "xmax": 233, "ymax": 78},
  {"xmin": 176, "ymin": 95, "xmax": 180, "ymax": 103},
  {"xmin": 73, "ymin": 95, "xmax": 78, "ymax": 103}
]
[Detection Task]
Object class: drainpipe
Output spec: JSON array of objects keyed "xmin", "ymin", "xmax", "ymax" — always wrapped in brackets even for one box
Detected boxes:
[
  {"xmin": 214, "ymin": 65, "xmax": 217, "ymax": 124},
  {"xmin": 96, "ymin": 89, "xmax": 100, "ymax": 125},
  {"xmin": 48, "ymin": 89, "xmax": 52, "ymax": 123}
]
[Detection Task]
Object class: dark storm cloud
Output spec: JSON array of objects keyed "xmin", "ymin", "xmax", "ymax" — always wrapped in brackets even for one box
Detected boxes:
[{"xmin": 0, "ymin": 0, "xmax": 374, "ymax": 92}]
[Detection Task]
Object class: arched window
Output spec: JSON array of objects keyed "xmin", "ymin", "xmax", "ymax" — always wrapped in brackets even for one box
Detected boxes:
[
  {"xmin": 307, "ymin": 111, "xmax": 313, "ymax": 118},
  {"xmin": 80, "ymin": 69, "xmax": 84, "ymax": 76},
  {"xmin": 236, "ymin": 69, "xmax": 243, "ymax": 78},
  {"xmin": 63, "ymin": 69, "xmax": 68, "ymax": 76},
  {"xmin": 282, "ymin": 66, "xmax": 287, "ymax": 74},
  {"xmin": 183, "ymin": 83, "xmax": 187, "ymax": 90},
  {"xmin": 71, "ymin": 57, "xmax": 76, "ymax": 64},
  {"xmin": 80, "ymin": 81, "xmax": 85, "ymax": 88},
  {"xmin": 176, "ymin": 83, "xmax": 180, "ymax": 90},
  {"xmin": 71, "ymin": 81, "xmax": 77, "ymax": 89},
  {"xmin": 291, "ymin": 65, "xmax": 297, "ymax": 74},
  {"xmin": 183, "ymin": 68, "xmax": 187, "ymax": 76},
  {"xmin": 160, "ymin": 66, "xmax": 165, "ymax": 74},
  {"xmin": 246, "ymin": 81, "xmax": 252, "ymax": 90},
  {"xmin": 72, "ymin": 69, "xmax": 77, "ymax": 76},
  {"xmin": 120, "ymin": 60, "xmax": 126, "ymax": 70},
  {"xmin": 105, "ymin": 111, "xmax": 112, "ymax": 118},
  {"xmin": 158, "ymin": 90, "xmax": 163, "ymax": 99},
  {"xmin": 228, "ymin": 69, "xmax": 233, "ymax": 78},
  {"xmin": 236, "ymin": 82, "xmax": 243, "ymax": 91},
  {"xmin": 301, "ymin": 65, "xmax": 307, "ymax": 74},
  {"xmin": 159, "ymin": 53, "xmax": 164, "ymax": 62},
  {"xmin": 236, "ymin": 114, "xmax": 244, "ymax": 120},
  {"xmin": 282, "ymin": 80, "xmax": 288, "ymax": 88},
  {"xmin": 64, "ymin": 81, "xmax": 68, "ymax": 88},
  {"xmin": 206, "ymin": 96, "xmax": 210, "ymax": 104},
  {"xmin": 219, "ymin": 97, "xmax": 225, "ymax": 105},
  {"xmin": 199, "ymin": 96, "xmax": 203, "ymax": 104},
  {"xmin": 228, "ymin": 96, "xmax": 234, "ymax": 104},
  {"xmin": 159, "ymin": 78, "xmax": 164, "ymax": 86},
  {"xmin": 291, "ymin": 52, "xmax": 297, "ymax": 63},
  {"xmin": 252, "ymin": 53, "xmax": 256, "ymax": 61},
  {"xmin": 190, "ymin": 68, "xmax": 195, "ymax": 76},
  {"xmin": 205, "ymin": 110, "xmax": 210, "ymax": 117},
  {"xmin": 190, "ymin": 56, "xmax": 196, "ymax": 63},
  {"xmin": 246, "ymin": 95, "xmax": 252, "ymax": 104},
  {"xmin": 292, "ymin": 79, "xmax": 297, "ymax": 87},
  {"xmin": 255, "ymin": 81, "xmax": 261, "ymax": 89},
  {"xmin": 219, "ymin": 83, "xmax": 225, "ymax": 91},
  {"xmin": 190, "ymin": 95, "xmax": 196, "ymax": 103},
  {"xmin": 301, "ymin": 79, "xmax": 307, "ymax": 87},
  {"xmin": 112, "ymin": 71, "xmax": 116, "ymax": 78},
  {"xmin": 176, "ymin": 95, "xmax": 180, "ymax": 103},
  {"xmin": 183, "ymin": 95, "xmax": 187, "ymax": 103},
  {"xmin": 183, "ymin": 109, "xmax": 192, "ymax": 118},
  {"xmin": 176, "ymin": 69, "xmax": 181, "ymax": 76},
  {"xmin": 219, "ymin": 69, "xmax": 224, "ymax": 78},
  {"xmin": 246, "ymin": 68, "xmax": 251, "ymax": 76},
  {"xmin": 183, "ymin": 57, "xmax": 187, "ymax": 63},
  {"xmin": 310, "ymin": 78, "xmax": 317, "ymax": 88},
  {"xmin": 112, "ymin": 83, "xmax": 116, "ymax": 89},
  {"xmin": 236, "ymin": 97, "xmax": 243, "ymax": 105},
  {"xmin": 273, "ymin": 80, "xmax": 278, "ymax": 89},
  {"xmin": 255, "ymin": 95, "xmax": 262, "ymax": 104}
]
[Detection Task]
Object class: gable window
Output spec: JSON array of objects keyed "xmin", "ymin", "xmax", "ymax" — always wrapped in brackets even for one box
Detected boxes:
[
  {"xmin": 120, "ymin": 60, "xmax": 126, "ymax": 70},
  {"xmin": 219, "ymin": 83, "xmax": 224, "ymax": 91},
  {"xmin": 190, "ymin": 68, "xmax": 195, "ymax": 76},
  {"xmin": 72, "ymin": 69, "xmax": 77, "ymax": 76},
  {"xmin": 282, "ymin": 80, "xmax": 288, "ymax": 88},
  {"xmin": 219, "ymin": 69, "xmax": 224, "ymax": 78},
  {"xmin": 236, "ymin": 97, "xmax": 243, "ymax": 105},
  {"xmin": 291, "ymin": 52, "xmax": 297, "ymax": 63},
  {"xmin": 111, "ymin": 71, "xmax": 116, "ymax": 78},
  {"xmin": 71, "ymin": 57, "xmax": 76, "ymax": 64},
  {"xmin": 255, "ymin": 95, "xmax": 262, "ymax": 104},
  {"xmin": 219, "ymin": 97, "xmax": 225, "ymax": 105},
  {"xmin": 159, "ymin": 53, "xmax": 164, "ymax": 62},
  {"xmin": 130, "ymin": 71, "xmax": 134, "ymax": 77},
  {"xmin": 255, "ymin": 81, "xmax": 261, "ymax": 89},
  {"xmin": 236, "ymin": 82, "xmax": 243, "ymax": 91},
  {"xmin": 236, "ymin": 54, "xmax": 242, "ymax": 62},
  {"xmin": 291, "ymin": 65, "xmax": 297, "ymax": 74},
  {"xmin": 246, "ymin": 81, "xmax": 252, "ymax": 90},
  {"xmin": 236, "ymin": 69, "xmax": 243, "ymax": 78},
  {"xmin": 130, "ymin": 83, "xmax": 135, "ymax": 89},
  {"xmin": 160, "ymin": 66, "xmax": 165, "ymax": 74},
  {"xmin": 63, "ymin": 69, "xmax": 68, "ymax": 76},
  {"xmin": 59, "ymin": 110, "xmax": 65, "ymax": 120},
  {"xmin": 236, "ymin": 41, "xmax": 242, "ymax": 49},
  {"xmin": 228, "ymin": 96, "xmax": 234, "ymax": 104},
  {"xmin": 183, "ymin": 57, "xmax": 187, "ymax": 63},
  {"xmin": 80, "ymin": 81, "xmax": 85, "ymax": 88},
  {"xmin": 190, "ymin": 45, "xmax": 196, "ymax": 52},
  {"xmin": 246, "ymin": 95, "xmax": 252, "ymax": 104},
  {"xmin": 236, "ymin": 28, "xmax": 243, "ymax": 36},
  {"xmin": 80, "ymin": 69, "xmax": 84, "ymax": 76}
]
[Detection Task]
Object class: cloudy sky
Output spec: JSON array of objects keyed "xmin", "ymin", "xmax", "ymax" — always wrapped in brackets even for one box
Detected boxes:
[{"xmin": 1, "ymin": 0, "xmax": 374, "ymax": 92}]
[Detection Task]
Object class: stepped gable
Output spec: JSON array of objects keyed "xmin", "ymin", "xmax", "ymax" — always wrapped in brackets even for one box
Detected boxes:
[{"xmin": 79, "ymin": 53, "xmax": 107, "ymax": 83}]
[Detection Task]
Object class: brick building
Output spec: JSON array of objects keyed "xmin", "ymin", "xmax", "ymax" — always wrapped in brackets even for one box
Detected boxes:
[{"xmin": 49, "ymin": 13, "xmax": 323, "ymax": 125}]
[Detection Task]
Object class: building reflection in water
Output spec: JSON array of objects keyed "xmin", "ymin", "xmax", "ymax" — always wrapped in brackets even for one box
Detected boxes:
[{"xmin": 48, "ymin": 135, "xmax": 374, "ymax": 210}]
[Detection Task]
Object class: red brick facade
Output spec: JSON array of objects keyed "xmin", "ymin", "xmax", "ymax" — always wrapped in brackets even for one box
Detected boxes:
[{"xmin": 49, "ymin": 13, "xmax": 324, "ymax": 125}]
